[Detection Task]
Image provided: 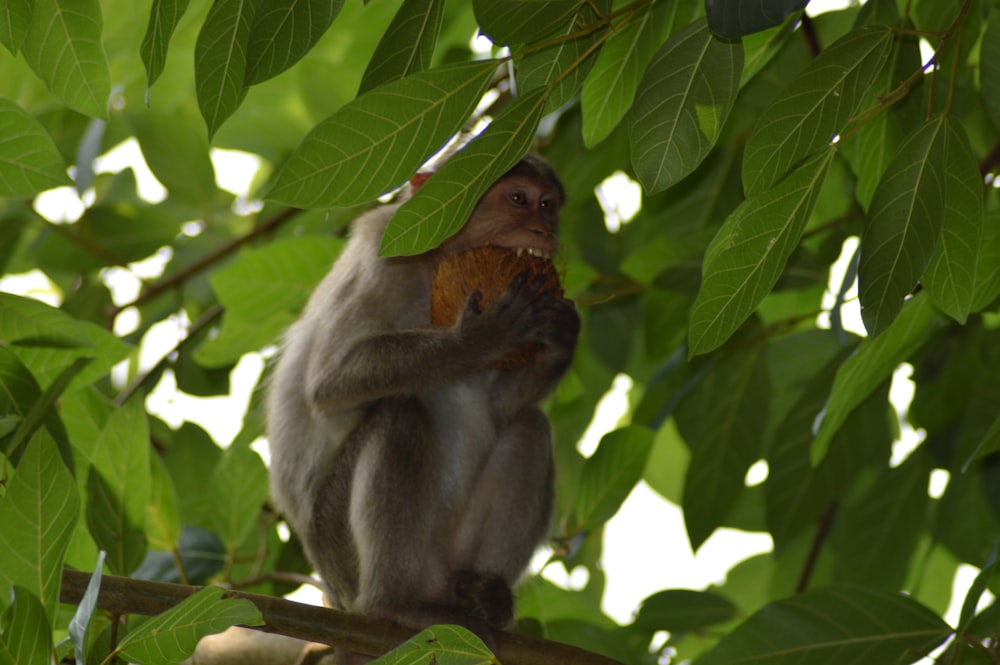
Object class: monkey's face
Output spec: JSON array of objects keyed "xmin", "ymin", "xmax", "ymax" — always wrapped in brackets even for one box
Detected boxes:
[{"xmin": 440, "ymin": 174, "xmax": 561, "ymax": 259}]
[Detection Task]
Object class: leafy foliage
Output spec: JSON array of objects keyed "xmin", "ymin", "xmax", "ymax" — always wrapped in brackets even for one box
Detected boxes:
[{"xmin": 0, "ymin": 0, "xmax": 999, "ymax": 663}]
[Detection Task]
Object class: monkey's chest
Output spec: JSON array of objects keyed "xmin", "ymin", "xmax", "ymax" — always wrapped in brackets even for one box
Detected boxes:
[{"xmin": 423, "ymin": 381, "xmax": 500, "ymax": 495}]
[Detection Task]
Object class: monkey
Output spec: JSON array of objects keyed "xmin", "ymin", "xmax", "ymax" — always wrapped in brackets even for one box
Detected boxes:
[{"xmin": 266, "ymin": 154, "xmax": 579, "ymax": 654}]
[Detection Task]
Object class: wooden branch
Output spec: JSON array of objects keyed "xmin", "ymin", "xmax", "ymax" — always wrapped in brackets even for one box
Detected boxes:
[{"xmin": 60, "ymin": 569, "xmax": 625, "ymax": 665}]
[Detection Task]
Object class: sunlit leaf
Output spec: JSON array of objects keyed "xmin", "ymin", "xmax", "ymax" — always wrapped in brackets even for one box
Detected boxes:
[
  {"xmin": 208, "ymin": 446, "xmax": 269, "ymax": 548},
  {"xmin": 381, "ymin": 87, "xmax": 550, "ymax": 256},
  {"xmin": 146, "ymin": 454, "xmax": 182, "ymax": 551},
  {"xmin": 210, "ymin": 236, "xmax": 343, "ymax": 319},
  {"xmin": 689, "ymin": 148, "xmax": 834, "ymax": 357},
  {"xmin": 244, "ymin": 0, "xmax": 343, "ymax": 85},
  {"xmin": 359, "ymin": 0, "xmax": 444, "ymax": 93},
  {"xmin": 0, "ymin": 0, "xmax": 29, "ymax": 54},
  {"xmin": 373, "ymin": 624, "xmax": 492, "ymax": 663},
  {"xmin": 87, "ymin": 399, "xmax": 151, "ymax": 575},
  {"xmin": 0, "ymin": 116, "xmax": 68, "ymax": 198},
  {"xmin": 21, "ymin": 0, "xmax": 110, "ymax": 118},
  {"xmin": 195, "ymin": 0, "xmax": 253, "ymax": 139},
  {"xmin": 742, "ymin": 25, "xmax": 891, "ymax": 196},
  {"xmin": 140, "ymin": 0, "xmax": 191, "ymax": 92},
  {"xmin": 0, "ymin": 588, "xmax": 51, "ymax": 663},
  {"xmin": 2, "ymin": 295, "xmax": 130, "ymax": 392},
  {"xmin": 267, "ymin": 60, "xmax": 497, "ymax": 208},
  {"xmin": 0, "ymin": 430, "xmax": 79, "ymax": 619},
  {"xmin": 116, "ymin": 587, "xmax": 263, "ymax": 663},
  {"xmin": 130, "ymin": 104, "xmax": 216, "ymax": 207},
  {"xmin": 628, "ymin": 19, "xmax": 742, "ymax": 193}
]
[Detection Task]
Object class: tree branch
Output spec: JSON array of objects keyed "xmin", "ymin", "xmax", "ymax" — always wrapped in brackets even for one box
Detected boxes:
[
  {"xmin": 113, "ymin": 206, "xmax": 304, "ymax": 316},
  {"xmin": 60, "ymin": 569, "xmax": 626, "ymax": 665}
]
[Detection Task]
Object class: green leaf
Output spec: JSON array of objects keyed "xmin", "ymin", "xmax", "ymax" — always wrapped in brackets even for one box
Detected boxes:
[
  {"xmin": 636, "ymin": 589, "xmax": 737, "ymax": 633},
  {"xmin": 266, "ymin": 59, "xmax": 498, "ymax": 208},
  {"xmin": 359, "ymin": 0, "xmax": 444, "ymax": 93},
  {"xmin": 115, "ymin": 587, "xmax": 263, "ymax": 664},
  {"xmin": 0, "ymin": 588, "xmax": 52, "ymax": 664},
  {"xmin": 194, "ymin": 310, "xmax": 297, "ymax": 369},
  {"xmin": 979, "ymin": 8, "xmax": 1000, "ymax": 129},
  {"xmin": 2, "ymin": 295, "xmax": 131, "ymax": 393},
  {"xmin": 517, "ymin": 0, "xmax": 607, "ymax": 114},
  {"xmin": 380, "ymin": 87, "xmax": 550, "ymax": 256},
  {"xmin": 705, "ymin": 0, "xmax": 808, "ymax": 38},
  {"xmin": 695, "ymin": 586, "xmax": 951, "ymax": 664},
  {"xmin": 146, "ymin": 453, "xmax": 182, "ymax": 551},
  {"xmin": 573, "ymin": 426, "xmax": 655, "ymax": 531},
  {"xmin": 37, "ymin": 202, "xmax": 183, "ymax": 271},
  {"xmin": 130, "ymin": 105, "xmax": 217, "ymax": 207},
  {"xmin": 839, "ymin": 16, "xmax": 922, "ymax": 211},
  {"xmin": 676, "ymin": 342, "xmax": 769, "ymax": 551},
  {"xmin": 0, "ymin": 293, "xmax": 92, "ymax": 349},
  {"xmin": 963, "ymin": 414, "xmax": 1000, "ymax": 472},
  {"xmin": 244, "ymin": 0, "xmax": 343, "ymax": 86},
  {"xmin": 688, "ymin": 148, "xmax": 834, "ymax": 357},
  {"xmin": 372, "ymin": 624, "xmax": 492, "ymax": 663},
  {"xmin": 923, "ymin": 118, "xmax": 984, "ymax": 325},
  {"xmin": 210, "ymin": 236, "xmax": 343, "ymax": 320},
  {"xmin": 208, "ymin": 446, "xmax": 269, "ymax": 548},
  {"xmin": 582, "ymin": 0, "xmax": 693, "ymax": 147},
  {"xmin": 833, "ymin": 456, "xmax": 930, "ymax": 590},
  {"xmin": 473, "ymin": 0, "xmax": 582, "ymax": 45},
  {"xmin": 0, "ymin": 98, "xmax": 71, "ymax": 196},
  {"xmin": 7, "ymin": 356, "xmax": 89, "ymax": 467},
  {"xmin": 21, "ymin": 0, "xmax": 110, "ymax": 119},
  {"xmin": 811, "ymin": 293, "xmax": 944, "ymax": 465},
  {"xmin": 140, "ymin": 0, "xmax": 191, "ymax": 93},
  {"xmin": 0, "ymin": 430, "xmax": 79, "ymax": 620},
  {"xmin": 972, "ymin": 210, "xmax": 1000, "ymax": 311},
  {"xmin": 742, "ymin": 25, "xmax": 892, "ymax": 196},
  {"xmin": 87, "ymin": 399, "xmax": 151, "ymax": 576},
  {"xmin": 766, "ymin": 355, "xmax": 892, "ymax": 551},
  {"xmin": 860, "ymin": 114, "xmax": 954, "ymax": 336},
  {"xmin": 629, "ymin": 19, "xmax": 742, "ymax": 194},
  {"xmin": 0, "ymin": 0, "xmax": 30, "ymax": 54},
  {"xmin": 0, "ymin": 346, "xmax": 74, "ymax": 468},
  {"xmin": 955, "ymin": 541, "xmax": 998, "ymax": 639},
  {"xmin": 195, "ymin": 0, "xmax": 254, "ymax": 140}
]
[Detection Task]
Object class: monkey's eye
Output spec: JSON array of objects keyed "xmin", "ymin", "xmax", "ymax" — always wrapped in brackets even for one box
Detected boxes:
[{"xmin": 509, "ymin": 191, "xmax": 528, "ymax": 206}]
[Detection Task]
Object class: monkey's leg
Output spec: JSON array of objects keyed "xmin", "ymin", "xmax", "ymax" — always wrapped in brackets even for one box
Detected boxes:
[
  {"xmin": 347, "ymin": 397, "xmax": 460, "ymax": 627},
  {"xmin": 449, "ymin": 407, "xmax": 555, "ymax": 628}
]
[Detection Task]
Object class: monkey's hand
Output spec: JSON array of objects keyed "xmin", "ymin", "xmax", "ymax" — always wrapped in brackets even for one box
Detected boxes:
[
  {"xmin": 540, "ymin": 295, "xmax": 581, "ymax": 357},
  {"xmin": 457, "ymin": 272, "xmax": 559, "ymax": 361}
]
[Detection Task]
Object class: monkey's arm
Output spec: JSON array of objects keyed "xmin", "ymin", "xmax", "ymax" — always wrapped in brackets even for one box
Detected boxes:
[
  {"xmin": 306, "ymin": 274, "xmax": 554, "ymax": 412},
  {"xmin": 489, "ymin": 294, "xmax": 580, "ymax": 417}
]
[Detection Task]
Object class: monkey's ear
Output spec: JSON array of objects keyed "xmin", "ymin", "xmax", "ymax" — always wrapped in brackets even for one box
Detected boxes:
[{"xmin": 410, "ymin": 172, "xmax": 433, "ymax": 192}]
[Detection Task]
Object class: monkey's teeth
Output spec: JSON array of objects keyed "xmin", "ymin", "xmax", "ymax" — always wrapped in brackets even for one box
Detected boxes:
[{"xmin": 514, "ymin": 247, "xmax": 551, "ymax": 259}]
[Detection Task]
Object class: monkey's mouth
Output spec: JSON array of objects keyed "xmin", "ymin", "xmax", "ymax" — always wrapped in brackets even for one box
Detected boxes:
[{"xmin": 510, "ymin": 247, "xmax": 552, "ymax": 260}]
